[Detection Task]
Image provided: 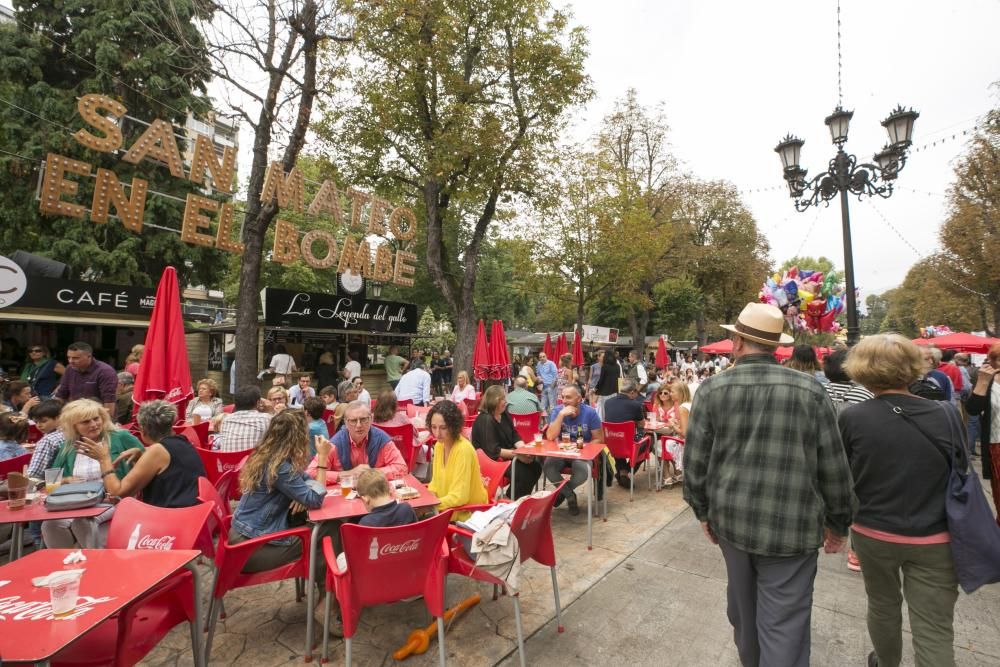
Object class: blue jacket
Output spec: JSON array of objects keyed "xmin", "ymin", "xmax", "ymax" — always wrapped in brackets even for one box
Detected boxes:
[
  {"xmin": 232, "ymin": 460, "xmax": 325, "ymax": 545},
  {"xmin": 332, "ymin": 425, "xmax": 391, "ymax": 469}
]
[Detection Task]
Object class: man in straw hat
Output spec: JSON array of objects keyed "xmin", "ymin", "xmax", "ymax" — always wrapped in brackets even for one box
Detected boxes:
[{"xmin": 683, "ymin": 302, "xmax": 855, "ymax": 667}]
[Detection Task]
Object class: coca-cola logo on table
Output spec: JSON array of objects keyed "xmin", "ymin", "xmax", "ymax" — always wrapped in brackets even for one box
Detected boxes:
[{"xmin": 0, "ymin": 594, "xmax": 117, "ymax": 621}]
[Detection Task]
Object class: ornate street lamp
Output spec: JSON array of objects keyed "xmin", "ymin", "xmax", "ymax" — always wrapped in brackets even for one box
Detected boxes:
[
  {"xmin": 368, "ymin": 280, "xmax": 383, "ymax": 298},
  {"xmin": 775, "ymin": 104, "xmax": 918, "ymax": 345}
]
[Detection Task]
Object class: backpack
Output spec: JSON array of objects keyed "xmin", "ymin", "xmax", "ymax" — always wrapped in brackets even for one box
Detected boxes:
[{"xmin": 909, "ymin": 376, "xmax": 947, "ymax": 401}]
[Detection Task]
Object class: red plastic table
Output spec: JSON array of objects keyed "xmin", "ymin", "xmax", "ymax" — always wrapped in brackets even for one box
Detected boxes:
[
  {"xmin": 0, "ymin": 500, "xmax": 107, "ymax": 562},
  {"xmin": 512, "ymin": 439, "xmax": 607, "ymax": 550},
  {"xmin": 303, "ymin": 474, "xmax": 439, "ymax": 662},
  {"xmin": 0, "ymin": 548, "xmax": 204, "ymax": 666}
]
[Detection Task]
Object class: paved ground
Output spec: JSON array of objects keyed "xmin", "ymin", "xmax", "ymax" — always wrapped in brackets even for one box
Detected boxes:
[{"xmin": 139, "ymin": 462, "xmax": 1000, "ymax": 666}]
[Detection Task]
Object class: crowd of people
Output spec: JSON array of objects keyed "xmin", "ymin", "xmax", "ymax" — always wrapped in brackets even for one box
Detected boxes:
[{"xmin": 1, "ymin": 314, "xmax": 996, "ymax": 665}]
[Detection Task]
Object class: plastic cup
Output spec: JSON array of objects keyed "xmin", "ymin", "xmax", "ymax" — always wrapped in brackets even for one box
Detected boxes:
[
  {"xmin": 44, "ymin": 468, "xmax": 63, "ymax": 495},
  {"xmin": 191, "ymin": 414, "xmax": 202, "ymax": 425},
  {"xmin": 7, "ymin": 485, "xmax": 27, "ymax": 510},
  {"xmin": 533, "ymin": 433, "xmax": 542, "ymax": 445},
  {"xmin": 340, "ymin": 475, "xmax": 355, "ymax": 497},
  {"xmin": 49, "ymin": 571, "xmax": 82, "ymax": 618},
  {"xmin": 647, "ymin": 412, "xmax": 656, "ymax": 423},
  {"xmin": 560, "ymin": 433, "xmax": 570, "ymax": 444}
]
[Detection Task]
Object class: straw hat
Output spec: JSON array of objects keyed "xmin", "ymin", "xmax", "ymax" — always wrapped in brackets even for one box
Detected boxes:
[{"xmin": 720, "ymin": 303, "xmax": 794, "ymax": 347}]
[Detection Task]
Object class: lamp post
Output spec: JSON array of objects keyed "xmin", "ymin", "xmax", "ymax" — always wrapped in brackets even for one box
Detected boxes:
[{"xmin": 775, "ymin": 105, "xmax": 919, "ymax": 345}]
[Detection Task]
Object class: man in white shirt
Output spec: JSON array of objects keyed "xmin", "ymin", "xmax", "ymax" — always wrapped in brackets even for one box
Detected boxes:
[
  {"xmin": 394, "ymin": 366, "xmax": 432, "ymax": 406},
  {"xmin": 287, "ymin": 375, "xmax": 316, "ymax": 407},
  {"xmin": 343, "ymin": 352, "xmax": 362, "ymax": 381}
]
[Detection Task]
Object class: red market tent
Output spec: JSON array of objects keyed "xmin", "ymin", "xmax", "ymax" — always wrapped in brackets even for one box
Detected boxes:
[
  {"xmin": 132, "ymin": 266, "xmax": 193, "ymax": 420},
  {"xmin": 473, "ymin": 319, "xmax": 491, "ymax": 381},
  {"xmin": 698, "ymin": 339, "xmax": 733, "ymax": 354},
  {"xmin": 571, "ymin": 328, "xmax": 585, "ymax": 367},
  {"xmin": 774, "ymin": 345, "xmax": 832, "ymax": 361},
  {"xmin": 912, "ymin": 332, "xmax": 1000, "ymax": 354},
  {"xmin": 655, "ymin": 337, "xmax": 669, "ymax": 369}
]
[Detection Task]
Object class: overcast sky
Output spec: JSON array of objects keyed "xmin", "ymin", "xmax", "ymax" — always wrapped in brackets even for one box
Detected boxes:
[{"xmin": 564, "ymin": 0, "xmax": 1000, "ymax": 296}]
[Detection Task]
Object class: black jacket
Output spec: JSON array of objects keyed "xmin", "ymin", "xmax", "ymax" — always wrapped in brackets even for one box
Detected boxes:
[
  {"xmin": 839, "ymin": 395, "xmax": 963, "ymax": 536},
  {"xmin": 965, "ymin": 380, "xmax": 995, "ymax": 480}
]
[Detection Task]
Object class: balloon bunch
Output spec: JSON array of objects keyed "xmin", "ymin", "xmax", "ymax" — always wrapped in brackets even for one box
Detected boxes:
[
  {"xmin": 759, "ymin": 266, "xmax": 846, "ymax": 334},
  {"xmin": 919, "ymin": 325, "xmax": 953, "ymax": 339}
]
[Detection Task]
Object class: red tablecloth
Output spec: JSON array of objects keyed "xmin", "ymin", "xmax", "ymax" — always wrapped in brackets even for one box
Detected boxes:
[{"xmin": 0, "ymin": 548, "xmax": 200, "ymax": 663}]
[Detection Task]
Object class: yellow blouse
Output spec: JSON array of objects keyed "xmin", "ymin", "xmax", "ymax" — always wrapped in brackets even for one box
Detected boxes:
[{"xmin": 427, "ymin": 435, "xmax": 487, "ymax": 522}]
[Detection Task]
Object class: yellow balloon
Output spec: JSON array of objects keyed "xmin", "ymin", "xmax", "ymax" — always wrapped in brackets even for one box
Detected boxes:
[
  {"xmin": 772, "ymin": 273, "xmax": 781, "ymax": 284},
  {"xmin": 798, "ymin": 289, "xmax": 814, "ymax": 304}
]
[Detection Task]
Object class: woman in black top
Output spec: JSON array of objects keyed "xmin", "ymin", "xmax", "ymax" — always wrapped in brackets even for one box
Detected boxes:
[
  {"xmin": 841, "ymin": 334, "xmax": 962, "ymax": 667},
  {"xmin": 964, "ymin": 342, "xmax": 999, "ymax": 491},
  {"xmin": 75, "ymin": 399, "xmax": 206, "ymax": 508},
  {"xmin": 470, "ymin": 385, "xmax": 541, "ymax": 499}
]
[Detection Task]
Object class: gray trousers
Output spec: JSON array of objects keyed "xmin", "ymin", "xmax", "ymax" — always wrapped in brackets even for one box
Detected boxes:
[
  {"xmin": 718, "ymin": 537, "xmax": 818, "ymax": 667},
  {"xmin": 542, "ymin": 458, "xmax": 589, "ymax": 498}
]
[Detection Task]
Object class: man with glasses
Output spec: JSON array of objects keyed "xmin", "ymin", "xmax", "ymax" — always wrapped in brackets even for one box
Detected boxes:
[
  {"xmin": 288, "ymin": 375, "xmax": 316, "ymax": 408},
  {"xmin": 54, "ymin": 341, "xmax": 118, "ymax": 413},
  {"xmin": 307, "ymin": 401, "xmax": 408, "ymax": 483}
]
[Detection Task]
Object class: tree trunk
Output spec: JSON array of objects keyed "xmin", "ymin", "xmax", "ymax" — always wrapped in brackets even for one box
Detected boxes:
[
  {"xmin": 695, "ymin": 311, "xmax": 707, "ymax": 346},
  {"xmin": 452, "ymin": 297, "xmax": 477, "ymax": 380},
  {"xmin": 576, "ymin": 289, "xmax": 585, "ymax": 333},
  {"xmin": 992, "ymin": 298, "xmax": 1000, "ymax": 338}
]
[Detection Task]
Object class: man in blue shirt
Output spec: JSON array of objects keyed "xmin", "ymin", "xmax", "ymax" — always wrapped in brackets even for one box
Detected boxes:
[
  {"xmin": 535, "ymin": 352, "xmax": 558, "ymax": 414},
  {"xmin": 543, "ymin": 385, "xmax": 604, "ymax": 515}
]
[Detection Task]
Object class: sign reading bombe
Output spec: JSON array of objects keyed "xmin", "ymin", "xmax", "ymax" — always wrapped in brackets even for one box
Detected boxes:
[{"xmin": 37, "ymin": 94, "xmax": 418, "ymax": 288}]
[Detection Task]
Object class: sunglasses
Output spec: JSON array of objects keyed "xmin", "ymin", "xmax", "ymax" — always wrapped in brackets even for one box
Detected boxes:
[{"xmin": 29, "ymin": 348, "xmax": 43, "ymax": 353}]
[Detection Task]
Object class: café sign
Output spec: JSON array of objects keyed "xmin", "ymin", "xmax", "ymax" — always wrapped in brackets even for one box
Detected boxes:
[
  {"xmin": 263, "ymin": 287, "xmax": 418, "ymax": 334},
  {"xmin": 0, "ymin": 275, "xmax": 156, "ymax": 316},
  {"xmin": 36, "ymin": 94, "xmax": 418, "ymax": 287}
]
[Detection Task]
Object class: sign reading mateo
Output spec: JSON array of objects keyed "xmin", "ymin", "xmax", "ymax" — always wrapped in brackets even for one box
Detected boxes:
[{"xmin": 263, "ymin": 287, "xmax": 418, "ymax": 334}]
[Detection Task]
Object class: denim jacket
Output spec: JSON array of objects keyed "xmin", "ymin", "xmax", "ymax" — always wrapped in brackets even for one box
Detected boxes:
[{"xmin": 232, "ymin": 460, "xmax": 326, "ymax": 545}]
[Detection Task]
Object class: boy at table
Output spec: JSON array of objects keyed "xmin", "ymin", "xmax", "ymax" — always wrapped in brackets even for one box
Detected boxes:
[
  {"xmin": 334, "ymin": 469, "xmax": 417, "ymax": 571},
  {"xmin": 306, "ymin": 401, "xmax": 408, "ymax": 483},
  {"xmin": 543, "ymin": 385, "xmax": 604, "ymax": 516}
]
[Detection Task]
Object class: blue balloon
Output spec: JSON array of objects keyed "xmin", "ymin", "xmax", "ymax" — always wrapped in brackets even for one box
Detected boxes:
[
  {"xmin": 799, "ymin": 269, "xmax": 815, "ymax": 279},
  {"xmin": 784, "ymin": 281, "xmax": 799, "ymax": 300}
]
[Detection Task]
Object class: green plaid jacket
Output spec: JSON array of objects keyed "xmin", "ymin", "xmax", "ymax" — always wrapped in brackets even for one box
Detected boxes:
[{"xmin": 682, "ymin": 353, "xmax": 856, "ymax": 556}]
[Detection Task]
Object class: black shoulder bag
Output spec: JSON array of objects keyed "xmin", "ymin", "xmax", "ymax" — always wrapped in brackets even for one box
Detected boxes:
[{"xmin": 886, "ymin": 398, "xmax": 1000, "ymax": 593}]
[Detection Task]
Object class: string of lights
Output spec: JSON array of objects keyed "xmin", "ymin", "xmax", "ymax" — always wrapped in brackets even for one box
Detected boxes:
[{"xmin": 869, "ymin": 201, "xmax": 988, "ymax": 298}]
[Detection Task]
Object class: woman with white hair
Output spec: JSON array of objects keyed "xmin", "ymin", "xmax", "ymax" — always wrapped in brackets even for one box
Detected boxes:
[{"xmin": 41, "ymin": 399, "xmax": 144, "ymax": 548}]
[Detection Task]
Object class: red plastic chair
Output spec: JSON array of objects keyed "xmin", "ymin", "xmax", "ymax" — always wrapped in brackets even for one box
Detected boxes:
[
  {"xmin": 196, "ymin": 448, "xmax": 250, "ymax": 486},
  {"xmin": 370, "ymin": 398, "xmax": 378, "ymax": 411},
  {"xmin": 379, "ymin": 423, "xmax": 418, "ymax": 471},
  {"xmin": 476, "ymin": 448, "xmax": 510, "ymax": 502},
  {"xmin": 174, "ymin": 421, "xmax": 210, "ymax": 448},
  {"xmin": 463, "ymin": 397, "xmax": 480, "ymax": 415},
  {"xmin": 198, "ymin": 491, "xmax": 312, "ymax": 662},
  {"xmin": 27, "ymin": 423, "xmax": 43, "ymax": 443},
  {"xmin": 602, "ymin": 421, "xmax": 653, "ymax": 502},
  {"xmin": 510, "ymin": 412, "xmax": 541, "ymax": 444},
  {"xmin": 222, "ymin": 404, "xmax": 235, "ymax": 414},
  {"xmin": 397, "ymin": 398, "xmax": 414, "ymax": 412},
  {"xmin": 657, "ymin": 435, "xmax": 685, "ymax": 491},
  {"xmin": 463, "ymin": 414, "xmax": 478, "ymax": 429},
  {"xmin": 50, "ymin": 498, "xmax": 212, "ymax": 667},
  {"xmin": 319, "ymin": 511, "xmax": 453, "ymax": 666},
  {"xmin": 447, "ymin": 482, "xmax": 567, "ymax": 667},
  {"xmin": 0, "ymin": 452, "xmax": 30, "ymax": 480}
]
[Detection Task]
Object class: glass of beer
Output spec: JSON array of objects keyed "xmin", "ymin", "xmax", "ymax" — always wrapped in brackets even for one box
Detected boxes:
[
  {"xmin": 340, "ymin": 474, "xmax": 355, "ymax": 497},
  {"xmin": 533, "ymin": 433, "xmax": 542, "ymax": 445},
  {"xmin": 560, "ymin": 432, "xmax": 570, "ymax": 445}
]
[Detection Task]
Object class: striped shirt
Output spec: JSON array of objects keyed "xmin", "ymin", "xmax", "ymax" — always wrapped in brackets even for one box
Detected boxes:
[{"xmin": 824, "ymin": 381, "xmax": 874, "ymax": 405}]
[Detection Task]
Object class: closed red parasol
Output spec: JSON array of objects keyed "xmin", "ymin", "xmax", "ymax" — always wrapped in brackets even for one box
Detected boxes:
[
  {"xmin": 656, "ymin": 336, "xmax": 669, "ymax": 369},
  {"xmin": 542, "ymin": 333, "xmax": 554, "ymax": 359},
  {"xmin": 490, "ymin": 320, "xmax": 511, "ymax": 379},
  {"xmin": 555, "ymin": 332, "xmax": 568, "ymax": 361},
  {"xmin": 473, "ymin": 319, "xmax": 491, "ymax": 381},
  {"xmin": 572, "ymin": 328, "xmax": 585, "ymax": 367},
  {"xmin": 132, "ymin": 266, "xmax": 193, "ymax": 420}
]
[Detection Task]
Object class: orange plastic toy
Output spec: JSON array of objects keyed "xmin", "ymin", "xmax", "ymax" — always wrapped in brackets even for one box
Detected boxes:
[{"xmin": 392, "ymin": 593, "xmax": 481, "ymax": 660}]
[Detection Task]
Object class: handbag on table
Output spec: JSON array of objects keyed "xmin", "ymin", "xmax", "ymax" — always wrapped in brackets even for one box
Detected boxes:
[{"xmin": 44, "ymin": 480, "xmax": 106, "ymax": 511}]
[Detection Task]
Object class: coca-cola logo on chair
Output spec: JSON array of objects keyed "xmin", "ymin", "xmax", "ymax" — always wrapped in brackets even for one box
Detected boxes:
[
  {"xmin": 368, "ymin": 537, "xmax": 421, "ymax": 560},
  {"xmin": 136, "ymin": 535, "xmax": 176, "ymax": 550}
]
